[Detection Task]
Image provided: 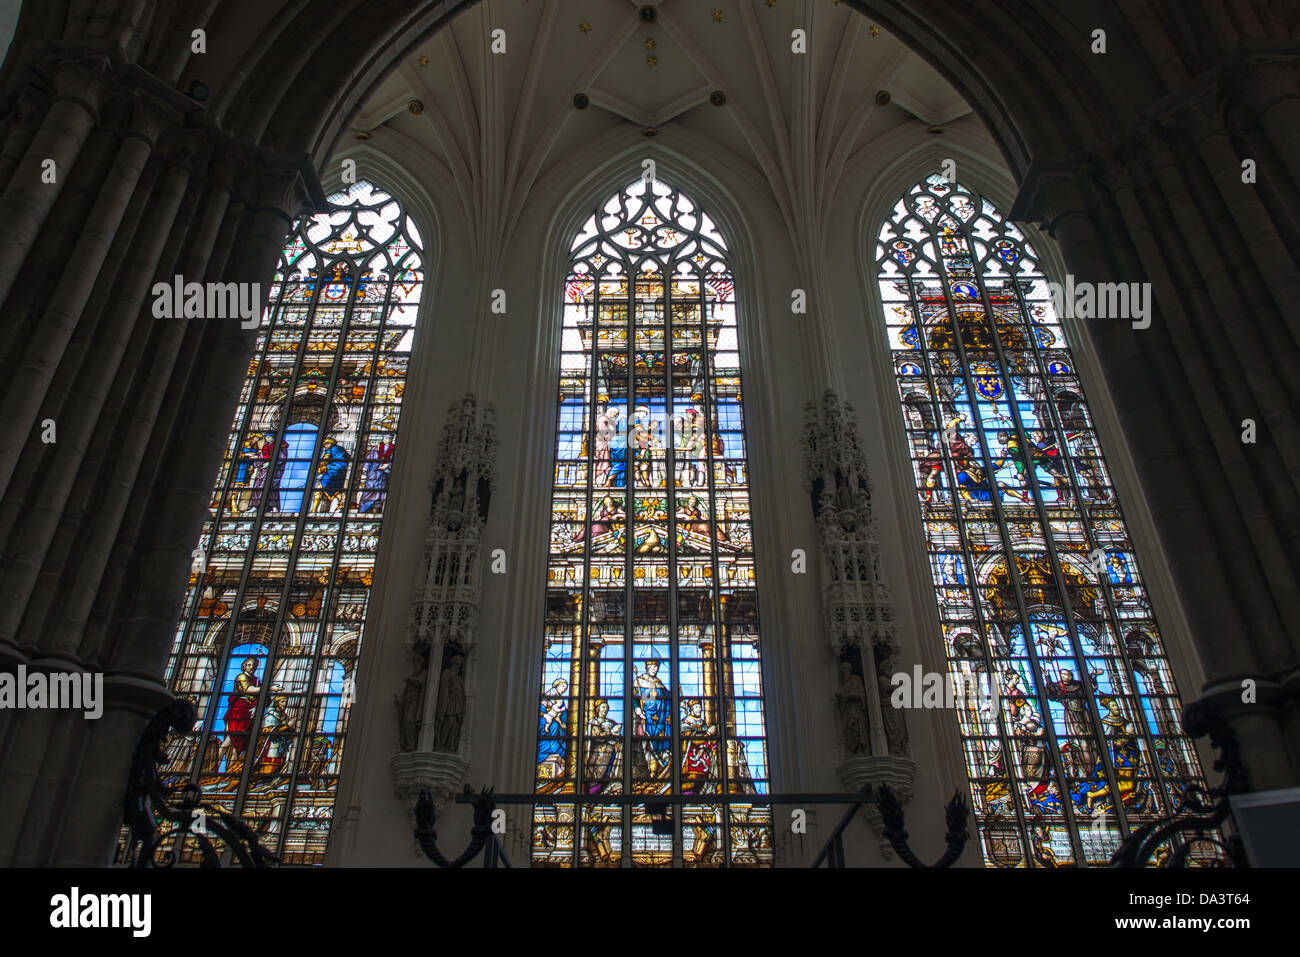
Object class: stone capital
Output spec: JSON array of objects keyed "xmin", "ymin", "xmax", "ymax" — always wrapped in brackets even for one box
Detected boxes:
[
  {"xmin": 49, "ymin": 52, "xmax": 125, "ymax": 118},
  {"xmin": 1155, "ymin": 78, "xmax": 1227, "ymax": 141},
  {"xmin": 158, "ymin": 126, "xmax": 215, "ymax": 174}
]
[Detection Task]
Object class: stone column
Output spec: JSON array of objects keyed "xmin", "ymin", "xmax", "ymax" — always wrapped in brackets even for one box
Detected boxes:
[
  {"xmin": 0, "ymin": 33, "xmax": 324, "ymax": 861},
  {"xmin": 0, "ymin": 55, "xmax": 115, "ymax": 308},
  {"xmin": 1010, "ymin": 61, "xmax": 1300, "ymax": 792}
]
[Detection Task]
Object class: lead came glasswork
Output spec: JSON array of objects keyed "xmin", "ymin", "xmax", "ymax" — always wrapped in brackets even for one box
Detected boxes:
[
  {"xmin": 119, "ymin": 181, "xmax": 423, "ymax": 866},
  {"xmin": 876, "ymin": 175, "xmax": 1215, "ymax": 866},
  {"xmin": 533, "ymin": 179, "xmax": 772, "ymax": 867}
]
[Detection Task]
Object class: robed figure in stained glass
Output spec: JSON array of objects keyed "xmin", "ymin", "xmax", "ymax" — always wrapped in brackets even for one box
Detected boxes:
[
  {"xmin": 1044, "ymin": 667, "xmax": 1100, "ymax": 777},
  {"xmin": 607, "ymin": 410, "xmax": 628, "ymax": 489},
  {"xmin": 1076, "ymin": 698, "xmax": 1144, "ymax": 817},
  {"xmin": 263, "ymin": 433, "xmax": 289, "ymax": 512},
  {"xmin": 630, "ymin": 405, "xmax": 656, "ymax": 487},
  {"xmin": 594, "ymin": 407, "xmax": 618, "ymax": 488},
  {"xmin": 356, "ymin": 435, "xmax": 394, "ymax": 513},
  {"xmin": 584, "ymin": 700, "xmax": 621, "ymax": 793},
  {"xmin": 678, "ymin": 408, "xmax": 708, "ymax": 488},
  {"xmin": 231, "ymin": 434, "xmax": 264, "ymax": 513},
  {"xmin": 312, "ymin": 438, "xmax": 351, "ymax": 512},
  {"xmin": 537, "ymin": 678, "xmax": 570, "ymax": 778},
  {"xmin": 220, "ymin": 657, "xmax": 262, "ymax": 769},
  {"xmin": 255, "ymin": 695, "xmax": 298, "ymax": 781},
  {"xmin": 633, "ymin": 660, "xmax": 671, "ymax": 777},
  {"xmin": 680, "ymin": 700, "xmax": 717, "ymax": 794}
]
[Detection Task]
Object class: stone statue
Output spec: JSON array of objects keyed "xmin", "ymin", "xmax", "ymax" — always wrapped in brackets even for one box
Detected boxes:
[
  {"xmin": 835, "ymin": 661, "xmax": 870, "ymax": 755},
  {"xmin": 394, "ymin": 654, "xmax": 427, "ymax": 752},
  {"xmin": 877, "ymin": 662, "xmax": 909, "ymax": 756},
  {"xmin": 433, "ymin": 654, "xmax": 466, "ymax": 752},
  {"xmin": 446, "ymin": 474, "xmax": 466, "ymax": 531}
]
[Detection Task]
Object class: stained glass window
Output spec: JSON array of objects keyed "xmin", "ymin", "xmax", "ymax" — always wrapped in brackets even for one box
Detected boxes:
[
  {"xmin": 532, "ymin": 178, "xmax": 772, "ymax": 867},
  {"xmin": 122, "ymin": 180, "xmax": 423, "ymax": 865},
  {"xmin": 876, "ymin": 174, "xmax": 1214, "ymax": 866}
]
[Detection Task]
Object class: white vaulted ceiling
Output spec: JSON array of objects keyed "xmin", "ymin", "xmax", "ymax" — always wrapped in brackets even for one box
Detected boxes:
[{"xmin": 346, "ymin": 0, "xmax": 982, "ymax": 271}]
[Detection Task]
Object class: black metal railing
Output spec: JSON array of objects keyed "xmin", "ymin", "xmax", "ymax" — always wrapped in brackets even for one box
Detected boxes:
[
  {"xmin": 411, "ymin": 786, "xmax": 970, "ymax": 868},
  {"xmin": 813, "ymin": 786, "xmax": 970, "ymax": 868},
  {"xmin": 122, "ymin": 693, "xmax": 1245, "ymax": 869},
  {"xmin": 1109, "ymin": 700, "xmax": 1248, "ymax": 868},
  {"xmin": 122, "ymin": 698, "xmax": 278, "ymax": 867}
]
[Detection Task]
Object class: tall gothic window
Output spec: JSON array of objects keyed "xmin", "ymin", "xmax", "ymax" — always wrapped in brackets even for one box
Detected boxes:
[
  {"xmin": 124, "ymin": 181, "xmax": 423, "ymax": 865},
  {"xmin": 875, "ymin": 174, "xmax": 1212, "ymax": 867},
  {"xmin": 532, "ymin": 178, "xmax": 772, "ymax": 867}
]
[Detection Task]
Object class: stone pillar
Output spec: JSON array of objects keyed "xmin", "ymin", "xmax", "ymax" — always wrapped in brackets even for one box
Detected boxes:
[
  {"xmin": 0, "ymin": 55, "xmax": 116, "ymax": 309},
  {"xmin": 0, "ymin": 32, "xmax": 324, "ymax": 862},
  {"xmin": 1010, "ymin": 58, "xmax": 1300, "ymax": 792}
]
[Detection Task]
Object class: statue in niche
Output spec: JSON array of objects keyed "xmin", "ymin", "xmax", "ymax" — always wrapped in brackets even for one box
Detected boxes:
[
  {"xmin": 875, "ymin": 649, "xmax": 909, "ymax": 757},
  {"xmin": 827, "ymin": 469, "xmax": 854, "ymax": 534},
  {"xmin": 835, "ymin": 470, "xmax": 857, "ymax": 513},
  {"xmin": 835, "ymin": 658, "xmax": 870, "ymax": 756},
  {"xmin": 433, "ymin": 653, "xmax": 467, "ymax": 753},
  {"xmin": 446, "ymin": 472, "xmax": 467, "ymax": 531},
  {"xmin": 394, "ymin": 647, "xmax": 428, "ymax": 752}
]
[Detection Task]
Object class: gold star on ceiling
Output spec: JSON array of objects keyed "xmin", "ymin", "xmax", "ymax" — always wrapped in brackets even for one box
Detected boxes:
[
  {"xmin": 645, "ymin": 37, "xmax": 656, "ymax": 49},
  {"xmin": 417, "ymin": 54, "xmax": 428, "ymax": 66},
  {"xmin": 647, "ymin": 54, "xmax": 659, "ymax": 67},
  {"xmin": 869, "ymin": 24, "xmax": 881, "ymax": 36},
  {"xmin": 712, "ymin": 9, "xmax": 723, "ymax": 22},
  {"xmin": 579, "ymin": 21, "xmax": 591, "ymax": 34},
  {"xmin": 765, "ymin": 0, "xmax": 776, "ymax": 6}
]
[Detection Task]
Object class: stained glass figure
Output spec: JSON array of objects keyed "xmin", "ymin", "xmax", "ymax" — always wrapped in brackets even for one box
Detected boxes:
[
  {"xmin": 533, "ymin": 178, "xmax": 772, "ymax": 866},
  {"xmin": 876, "ymin": 174, "xmax": 1215, "ymax": 866},
  {"xmin": 119, "ymin": 181, "xmax": 423, "ymax": 865}
]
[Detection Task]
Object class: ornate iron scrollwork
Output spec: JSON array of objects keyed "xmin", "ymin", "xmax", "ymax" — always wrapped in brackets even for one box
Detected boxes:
[
  {"xmin": 413, "ymin": 785, "xmax": 499, "ymax": 868},
  {"xmin": 1109, "ymin": 701, "xmax": 1248, "ymax": 867},
  {"xmin": 122, "ymin": 698, "xmax": 278, "ymax": 867},
  {"xmin": 876, "ymin": 784, "xmax": 970, "ymax": 869}
]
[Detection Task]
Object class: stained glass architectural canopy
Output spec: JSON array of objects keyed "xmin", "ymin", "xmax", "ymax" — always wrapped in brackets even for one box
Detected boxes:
[
  {"xmin": 532, "ymin": 178, "xmax": 772, "ymax": 866},
  {"xmin": 876, "ymin": 174, "xmax": 1214, "ymax": 867}
]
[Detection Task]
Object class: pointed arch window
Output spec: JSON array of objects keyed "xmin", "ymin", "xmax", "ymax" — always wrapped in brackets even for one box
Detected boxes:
[
  {"xmin": 532, "ymin": 178, "xmax": 772, "ymax": 867},
  {"xmin": 875, "ymin": 174, "xmax": 1214, "ymax": 866},
  {"xmin": 120, "ymin": 181, "xmax": 424, "ymax": 865}
]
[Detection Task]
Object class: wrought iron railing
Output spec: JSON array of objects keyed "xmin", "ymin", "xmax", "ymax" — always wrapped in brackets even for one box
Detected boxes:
[
  {"xmin": 1109, "ymin": 700, "xmax": 1248, "ymax": 867},
  {"xmin": 120, "ymin": 694, "xmax": 1245, "ymax": 869},
  {"xmin": 411, "ymin": 786, "xmax": 970, "ymax": 868},
  {"xmin": 121, "ymin": 698, "xmax": 278, "ymax": 867}
]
